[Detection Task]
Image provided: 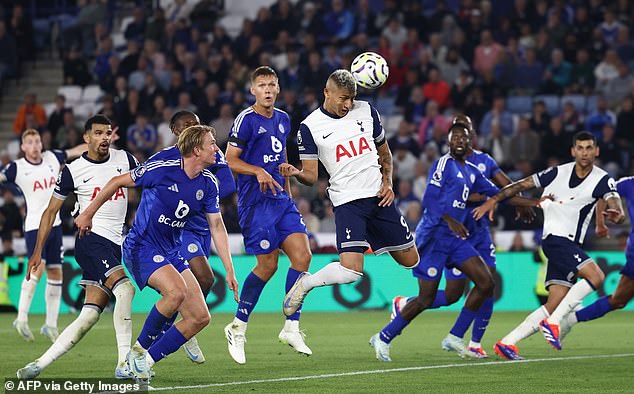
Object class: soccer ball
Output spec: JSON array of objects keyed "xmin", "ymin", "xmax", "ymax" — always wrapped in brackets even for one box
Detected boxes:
[{"xmin": 350, "ymin": 52, "xmax": 389, "ymax": 89}]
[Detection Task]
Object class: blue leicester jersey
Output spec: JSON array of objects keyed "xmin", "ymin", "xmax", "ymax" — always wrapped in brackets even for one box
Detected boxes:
[
  {"xmin": 416, "ymin": 154, "xmax": 499, "ymax": 241},
  {"xmin": 127, "ymin": 156, "xmax": 220, "ymax": 253},
  {"xmin": 617, "ymin": 177, "xmax": 634, "ymax": 246},
  {"xmin": 228, "ymin": 107, "xmax": 291, "ymax": 207},
  {"xmin": 463, "ymin": 149, "xmax": 502, "ymax": 234},
  {"xmin": 149, "ymin": 146, "xmax": 236, "ymax": 235}
]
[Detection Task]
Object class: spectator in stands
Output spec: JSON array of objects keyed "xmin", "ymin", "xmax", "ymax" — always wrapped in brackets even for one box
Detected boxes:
[
  {"xmin": 156, "ymin": 106, "xmax": 174, "ymax": 149},
  {"xmin": 395, "ymin": 179, "xmax": 418, "ymax": 215},
  {"xmin": 0, "ymin": 21, "xmax": 17, "ymax": 83},
  {"xmin": 417, "ymin": 100, "xmax": 449, "ymax": 146},
  {"xmin": 8, "ymin": 4, "xmax": 34, "ymax": 64},
  {"xmin": 473, "ymin": 29, "xmax": 503, "ymax": 77},
  {"xmin": 571, "ymin": 5, "xmax": 593, "ymax": 45},
  {"xmin": 586, "ymin": 96, "xmax": 616, "ymax": 138},
  {"xmin": 412, "ymin": 161, "xmax": 428, "ymax": 200},
  {"xmin": 559, "ymin": 101, "xmax": 583, "ymax": 134},
  {"xmin": 404, "ymin": 202, "xmax": 422, "ymax": 233},
  {"xmin": 61, "ymin": 0, "xmax": 107, "ymax": 56},
  {"xmin": 599, "ymin": 10, "xmax": 622, "ymax": 46},
  {"xmin": 529, "ymin": 100, "xmax": 551, "ymax": 135},
  {"xmin": 479, "ymin": 96, "xmax": 513, "ymax": 136},
  {"xmin": 0, "ymin": 188, "xmax": 23, "ymax": 257},
  {"xmin": 13, "ymin": 93, "xmax": 46, "ymax": 136},
  {"xmin": 541, "ymin": 48, "xmax": 572, "ymax": 94},
  {"xmin": 145, "ymin": 7, "xmax": 166, "ymax": 43},
  {"xmin": 126, "ymin": 113, "xmax": 157, "ymax": 159},
  {"xmin": 55, "ymin": 111, "xmax": 81, "ymax": 149},
  {"xmin": 166, "ymin": 0, "xmax": 194, "ymax": 23},
  {"xmin": 209, "ymin": 103, "xmax": 234, "ymax": 148},
  {"xmin": 93, "ymin": 36, "xmax": 114, "ymax": 82},
  {"xmin": 303, "ymin": 51, "xmax": 329, "ymax": 95},
  {"xmin": 393, "ymin": 142, "xmax": 418, "ymax": 182},
  {"xmin": 422, "ymin": 68, "xmax": 450, "ymax": 110},
  {"xmin": 389, "ymin": 120, "xmax": 420, "ymax": 158},
  {"xmin": 319, "ymin": 201, "xmax": 336, "ymax": 233},
  {"xmin": 280, "ymin": 50, "xmax": 303, "ymax": 93},
  {"xmin": 149, "ymin": 95, "xmax": 166, "ymax": 127},
  {"xmin": 438, "ymin": 46, "xmax": 469, "ymax": 87},
  {"xmin": 450, "ymin": 69, "xmax": 474, "ymax": 111},
  {"xmin": 616, "ymin": 96, "xmax": 634, "ymax": 151},
  {"xmin": 544, "ymin": 10, "xmax": 567, "ymax": 47},
  {"xmin": 594, "ymin": 49, "xmax": 621, "ymax": 92},
  {"xmin": 510, "ymin": 117, "xmax": 540, "ymax": 163},
  {"xmin": 481, "ymin": 122, "xmax": 511, "ymax": 167},
  {"xmin": 401, "ymin": 28, "xmax": 423, "ymax": 67},
  {"xmin": 601, "ymin": 62, "xmax": 634, "ymax": 107},
  {"xmin": 124, "ymin": 6, "xmax": 146, "ymax": 42},
  {"xmin": 570, "ymin": 48, "xmax": 596, "ymax": 94},
  {"xmin": 598, "ymin": 123, "xmax": 622, "ymax": 178},
  {"xmin": 47, "ymin": 95, "xmax": 70, "ymax": 142},
  {"xmin": 427, "ymin": 33, "xmax": 448, "ymax": 66},
  {"xmin": 541, "ymin": 117, "xmax": 570, "ymax": 163},
  {"xmin": 514, "ymin": 48, "xmax": 545, "ymax": 95},
  {"xmin": 98, "ymin": 55, "xmax": 122, "ymax": 95},
  {"xmin": 616, "ymin": 27, "xmax": 634, "ymax": 68},
  {"xmin": 508, "ymin": 232, "xmax": 529, "ymax": 252},
  {"xmin": 63, "ymin": 47, "xmax": 91, "ymax": 87}
]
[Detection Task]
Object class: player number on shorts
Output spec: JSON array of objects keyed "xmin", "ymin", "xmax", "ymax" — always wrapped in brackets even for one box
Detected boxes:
[{"xmin": 400, "ymin": 216, "xmax": 410, "ymax": 234}]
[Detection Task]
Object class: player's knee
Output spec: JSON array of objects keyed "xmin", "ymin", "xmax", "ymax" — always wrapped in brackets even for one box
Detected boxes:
[
  {"xmin": 478, "ymin": 275, "xmax": 495, "ymax": 295},
  {"xmin": 445, "ymin": 291, "xmax": 462, "ymax": 305},
  {"xmin": 165, "ymin": 286, "xmax": 187, "ymax": 307},
  {"xmin": 198, "ymin": 275, "xmax": 214, "ymax": 295},
  {"xmin": 191, "ymin": 310, "xmax": 211, "ymax": 330},
  {"xmin": 611, "ymin": 296, "xmax": 629, "ymax": 310},
  {"xmin": 291, "ymin": 251, "xmax": 312, "ymax": 271},
  {"xmin": 412, "ymin": 295, "xmax": 433, "ymax": 311}
]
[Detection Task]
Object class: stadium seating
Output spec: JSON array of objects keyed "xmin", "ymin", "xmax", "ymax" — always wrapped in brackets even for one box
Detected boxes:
[{"xmin": 507, "ymin": 96, "xmax": 533, "ymax": 115}]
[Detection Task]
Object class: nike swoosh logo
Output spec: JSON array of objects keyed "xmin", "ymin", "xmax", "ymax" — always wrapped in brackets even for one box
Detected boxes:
[
  {"xmin": 283, "ymin": 291, "xmax": 294, "ymax": 309},
  {"xmin": 83, "ymin": 177, "xmax": 94, "ymax": 183},
  {"xmin": 323, "ymin": 132, "xmax": 334, "ymax": 139},
  {"xmin": 184, "ymin": 346, "xmax": 199, "ymax": 360}
]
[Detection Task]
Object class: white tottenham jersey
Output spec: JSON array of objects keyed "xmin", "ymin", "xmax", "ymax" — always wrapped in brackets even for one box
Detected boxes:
[
  {"xmin": 0, "ymin": 150, "xmax": 65, "ymax": 232},
  {"xmin": 53, "ymin": 149, "xmax": 138, "ymax": 245},
  {"xmin": 533, "ymin": 162, "xmax": 619, "ymax": 244},
  {"xmin": 298, "ymin": 101, "xmax": 386, "ymax": 207}
]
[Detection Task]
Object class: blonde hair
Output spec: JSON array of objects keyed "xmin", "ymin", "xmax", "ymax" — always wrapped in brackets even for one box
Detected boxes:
[
  {"xmin": 21, "ymin": 129, "xmax": 40, "ymax": 143},
  {"xmin": 177, "ymin": 125, "xmax": 216, "ymax": 157}
]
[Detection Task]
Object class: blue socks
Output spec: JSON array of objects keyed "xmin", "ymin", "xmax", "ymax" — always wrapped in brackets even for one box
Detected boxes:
[
  {"xmin": 154, "ymin": 312, "xmax": 178, "ymax": 343},
  {"xmin": 449, "ymin": 307, "xmax": 477, "ymax": 338},
  {"xmin": 148, "ymin": 325, "xmax": 188, "ymax": 363},
  {"xmin": 235, "ymin": 272, "xmax": 267, "ymax": 322},
  {"xmin": 576, "ymin": 295, "xmax": 614, "ymax": 322},
  {"xmin": 286, "ymin": 268, "xmax": 303, "ymax": 321},
  {"xmin": 380, "ymin": 314, "xmax": 410, "ymax": 343},
  {"xmin": 138, "ymin": 305, "xmax": 171, "ymax": 349},
  {"xmin": 471, "ymin": 297, "xmax": 494, "ymax": 343}
]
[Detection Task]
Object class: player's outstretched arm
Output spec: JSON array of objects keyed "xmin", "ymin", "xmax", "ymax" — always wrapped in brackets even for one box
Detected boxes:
[
  {"xmin": 376, "ymin": 142, "xmax": 394, "ymax": 207},
  {"xmin": 226, "ymin": 144, "xmax": 282, "ymax": 195},
  {"xmin": 75, "ymin": 173, "xmax": 135, "ymax": 237},
  {"xmin": 492, "ymin": 171, "xmax": 536, "ymax": 223},
  {"xmin": 279, "ymin": 159, "xmax": 318, "ymax": 186},
  {"xmin": 473, "ymin": 175, "xmax": 537, "ymax": 221},
  {"xmin": 603, "ymin": 195, "xmax": 625, "ymax": 224},
  {"xmin": 26, "ymin": 197, "xmax": 64, "ymax": 280},
  {"xmin": 595, "ymin": 198, "xmax": 609, "ymax": 237},
  {"xmin": 207, "ymin": 212, "xmax": 239, "ymax": 302},
  {"xmin": 64, "ymin": 144, "xmax": 89, "ymax": 160}
]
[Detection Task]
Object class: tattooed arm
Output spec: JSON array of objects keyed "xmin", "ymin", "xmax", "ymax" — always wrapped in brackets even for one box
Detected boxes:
[{"xmin": 376, "ymin": 141, "xmax": 394, "ymax": 207}]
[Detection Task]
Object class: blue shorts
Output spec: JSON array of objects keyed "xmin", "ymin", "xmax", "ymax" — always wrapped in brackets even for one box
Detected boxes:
[
  {"xmin": 622, "ymin": 240, "xmax": 634, "ymax": 279},
  {"xmin": 74, "ymin": 232, "xmax": 123, "ymax": 294},
  {"xmin": 542, "ymin": 235, "xmax": 593, "ymax": 288},
  {"xmin": 25, "ymin": 225, "xmax": 64, "ymax": 267},
  {"xmin": 179, "ymin": 230, "xmax": 211, "ymax": 262},
  {"xmin": 123, "ymin": 238, "xmax": 190, "ymax": 290},
  {"xmin": 445, "ymin": 228, "xmax": 496, "ymax": 280},
  {"xmin": 238, "ymin": 197, "xmax": 307, "ymax": 255},
  {"xmin": 413, "ymin": 235, "xmax": 479, "ymax": 280},
  {"xmin": 334, "ymin": 197, "xmax": 414, "ymax": 254}
]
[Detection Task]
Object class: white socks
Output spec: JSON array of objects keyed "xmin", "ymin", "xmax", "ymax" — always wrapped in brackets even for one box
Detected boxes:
[
  {"xmin": 36, "ymin": 305, "xmax": 101, "ymax": 369},
  {"xmin": 17, "ymin": 274, "xmax": 39, "ymax": 323},
  {"xmin": 113, "ymin": 279, "xmax": 135, "ymax": 366},
  {"xmin": 284, "ymin": 319, "xmax": 300, "ymax": 331},
  {"xmin": 501, "ymin": 305, "xmax": 549, "ymax": 346},
  {"xmin": 303, "ymin": 262, "xmax": 363, "ymax": 291},
  {"xmin": 548, "ymin": 279, "xmax": 595, "ymax": 325},
  {"xmin": 45, "ymin": 279, "xmax": 63, "ymax": 328}
]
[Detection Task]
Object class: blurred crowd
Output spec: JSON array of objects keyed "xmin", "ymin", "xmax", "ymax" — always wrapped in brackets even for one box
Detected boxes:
[{"xmin": 1, "ymin": 0, "xmax": 634, "ymax": 251}]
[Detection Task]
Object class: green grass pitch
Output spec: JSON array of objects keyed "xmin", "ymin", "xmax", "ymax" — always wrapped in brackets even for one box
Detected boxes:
[{"xmin": 1, "ymin": 311, "xmax": 633, "ymax": 393}]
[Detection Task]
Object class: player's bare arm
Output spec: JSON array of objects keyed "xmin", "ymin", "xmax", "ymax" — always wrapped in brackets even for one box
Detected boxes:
[
  {"xmin": 595, "ymin": 198, "xmax": 609, "ymax": 237},
  {"xmin": 64, "ymin": 144, "xmax": 88, "ymax": 160},
  {"xmin": 74, "ymin": 173, "xmax": 135, "ymax": 237},
  {"xmin": 207, "ymin": 211, "xmax": 239, "ymax": 302},
  {"xmin": 603, "ymin": 195, "xmax": 625, "ymax": 224},
  {"xmin": 226, "ymin": 144, "xmax": 282, "ymax": 195},
  {"xmin": 376, "ymin": 142, "xmax": 394, "ymax": 207},
  {"xmin": 473, "ymin": 175, "xmax": 537, "ymax": 221},
  {"xmin": 492, "ymin": 171, "xmax": 536, "ymax": 223},
  {"xmin": 26, "ymin": 197, "xmax": 64, "ymax": 280},
  {"xmin": 442, "ymin": 214, "xmax": 469, "ymax": 239},
  {"xmin": 279, "ymin": 159, "xmax": 318, "ymax": 186}
]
